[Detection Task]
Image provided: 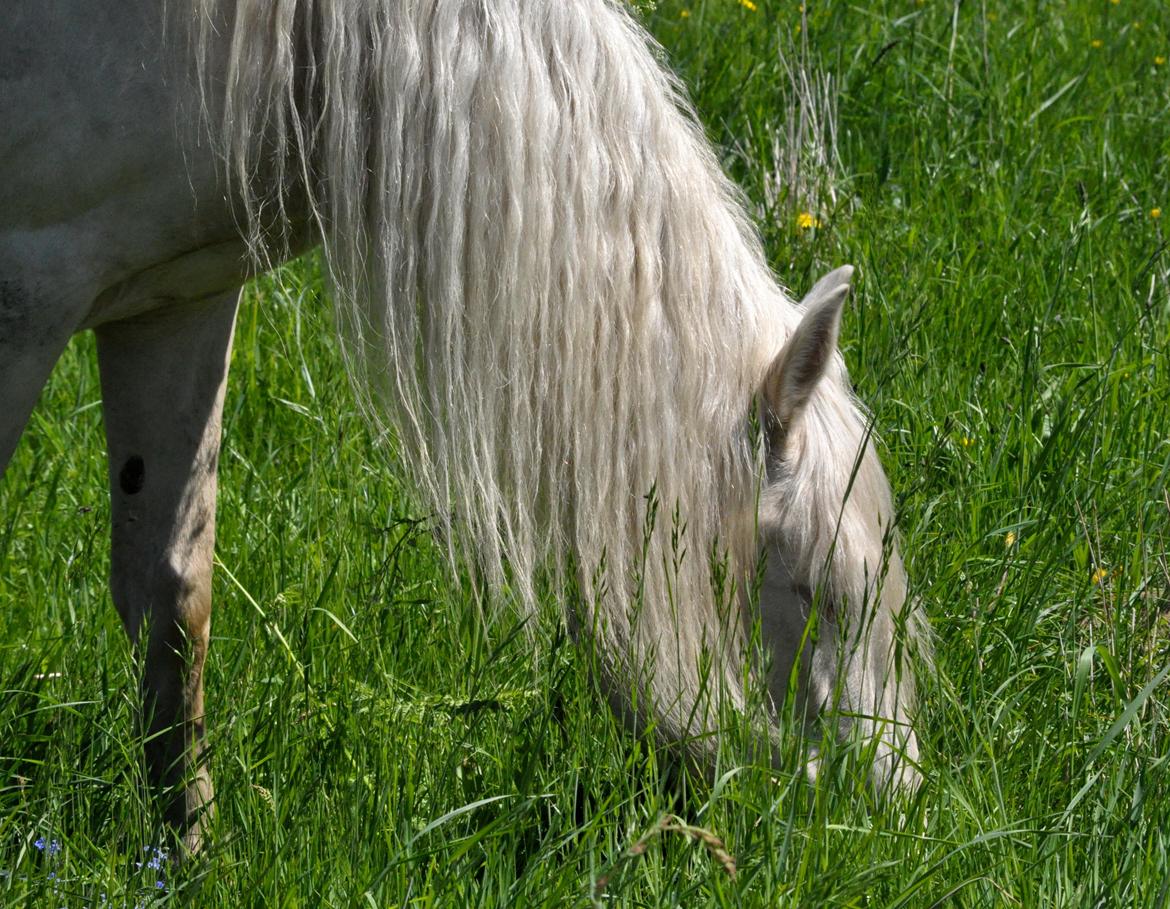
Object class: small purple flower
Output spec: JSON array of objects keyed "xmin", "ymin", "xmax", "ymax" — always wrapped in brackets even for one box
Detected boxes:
[
  {"xmin": 156, "ymin": 879, "xmax": 166, "ymax": 889},
  {"xmin": 49, "ymin": 839, "xmax": 61, "ymax": 855}
]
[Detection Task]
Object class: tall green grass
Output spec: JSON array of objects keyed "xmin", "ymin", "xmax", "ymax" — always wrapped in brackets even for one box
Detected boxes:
[{"xmin": 2, "ymin": 1, "xmax": 1168, "ymax": 905}]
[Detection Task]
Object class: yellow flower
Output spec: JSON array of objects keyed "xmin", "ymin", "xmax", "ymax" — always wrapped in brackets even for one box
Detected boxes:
[
  {"xmin": 739, "ymin": 0, "xmax": 758, "ymax": 10},
  {"xmin": 1005, "ymin": 531, "xmax": 1017, "ymax": 547},
  {"xmin": 1091, "ymin": 38, "xmax": 1104, "ymax": 48},
  {"xmin": 680, "ymin": 8, "xmax": 691, "ymax": 16},
  {"xmin": 1153, "ymin": 207, "xmax": 1163, "ymax": 219},
  {"xmin": 1109, "ymin": 0, "xmax": 1119, "ymax": 5},
  {"xmin": 1156, "ymin": 56, "xmax": 1167, "ymax": 66},
  {"xmin": 796, "ymin": 211, "xmax": 821, "ymax": 230},
  {"xmin": 1091, "ymin": 566, "xmax": 1109, "ymax": 586},
  {"xmin": 960, "ymin": 436, "xmax": 974, "ymax": 448}
]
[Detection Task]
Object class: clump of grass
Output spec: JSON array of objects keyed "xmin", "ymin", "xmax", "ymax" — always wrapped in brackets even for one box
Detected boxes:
[{"xmin": 765, "ymin": 15, "xmax": 847, "ymax": 231}]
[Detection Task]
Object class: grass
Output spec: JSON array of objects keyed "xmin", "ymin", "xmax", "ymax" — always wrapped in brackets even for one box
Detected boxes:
[{"xmin": 2, "ymin": 0, "xmax": 1169, "ymax": 905}]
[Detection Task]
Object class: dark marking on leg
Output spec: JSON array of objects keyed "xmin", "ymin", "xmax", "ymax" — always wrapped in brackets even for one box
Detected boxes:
[{"xmin": 120, "ymin": 455, "xmax": 146, "ymax": 495}]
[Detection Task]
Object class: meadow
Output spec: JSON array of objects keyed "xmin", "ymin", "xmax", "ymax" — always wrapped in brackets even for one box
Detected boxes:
[{"xmin": 2, "ymin": 0, "xmax": 1168, "ymax": 905}]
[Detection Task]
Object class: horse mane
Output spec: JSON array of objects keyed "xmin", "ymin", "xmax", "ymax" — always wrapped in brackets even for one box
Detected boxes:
[{"xmin": 189, "ymin": 0, "xmax": 832, "ymax": 744}]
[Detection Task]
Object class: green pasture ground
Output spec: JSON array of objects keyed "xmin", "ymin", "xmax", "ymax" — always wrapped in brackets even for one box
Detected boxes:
[{"xmin": 2, "ymin": 1, "xmax": 1168, "ymax": 905}]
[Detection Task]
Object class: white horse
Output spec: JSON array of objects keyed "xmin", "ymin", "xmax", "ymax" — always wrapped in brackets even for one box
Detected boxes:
[{"xmin": 1, "ymin": 0, "xmax": 927, "ymax": 851}]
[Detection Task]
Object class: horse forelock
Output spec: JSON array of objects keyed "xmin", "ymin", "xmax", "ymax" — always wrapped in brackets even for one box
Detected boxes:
[{"xmin": 759, "ymin": 368, "xmax": 901, "ymax": 612}]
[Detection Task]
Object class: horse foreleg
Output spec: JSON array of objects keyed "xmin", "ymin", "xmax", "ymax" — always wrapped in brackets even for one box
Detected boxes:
[
  {"xmin": 0, "ymin": 273, "xmax": 91, "ymax": 474},
  {"xmin": 94, "ymin": 289, "xmax": 240, "ymax": 854},
  {"xmin": 0, "ymin": 345, "xmax": 66, "ymax": 474}
]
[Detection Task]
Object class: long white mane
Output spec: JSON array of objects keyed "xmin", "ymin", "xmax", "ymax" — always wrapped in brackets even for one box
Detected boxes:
[{"xmin": 191, "ymin": 0, "xmax": 851, "ymax": 746}]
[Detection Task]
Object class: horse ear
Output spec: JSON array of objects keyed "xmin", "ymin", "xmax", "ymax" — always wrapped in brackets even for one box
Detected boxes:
[{"xmin": 761, "ymin": 265, "xmax": 853, "ymax": 443}]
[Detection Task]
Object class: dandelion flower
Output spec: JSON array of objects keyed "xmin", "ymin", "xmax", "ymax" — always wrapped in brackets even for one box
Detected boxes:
[
  {"xmin": 680, "ymin": 9, "xmax": 690, "ymax": 17},
  {"xmin": 796, "ymin": 211, "xmax": 821, "ymax": 230},
  {"xmin": 1153, "ymin": 208, "xmax": 1162, "ymax": 219},
  {"xmin": 960, "ymin": 436, "xmax": 974, "ymax": 448},
  {"xmin": 1091, "ymin": 566, "xmax": 1109, "ymax": 585},
  {"xmin": 1005, "ymin": 531, "xmax": 1017, "ymax": 547},
  {"xmin": 1091, "ymin": 38, "xmax": 1104, "ymax": 48},
  {"xmin": 1156, "ymin": 56, "xmax": 1167, "ymax": 66},
  {"xmin": 739, "ymin": 0, "xmax": 758, "ymax": 10}
]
